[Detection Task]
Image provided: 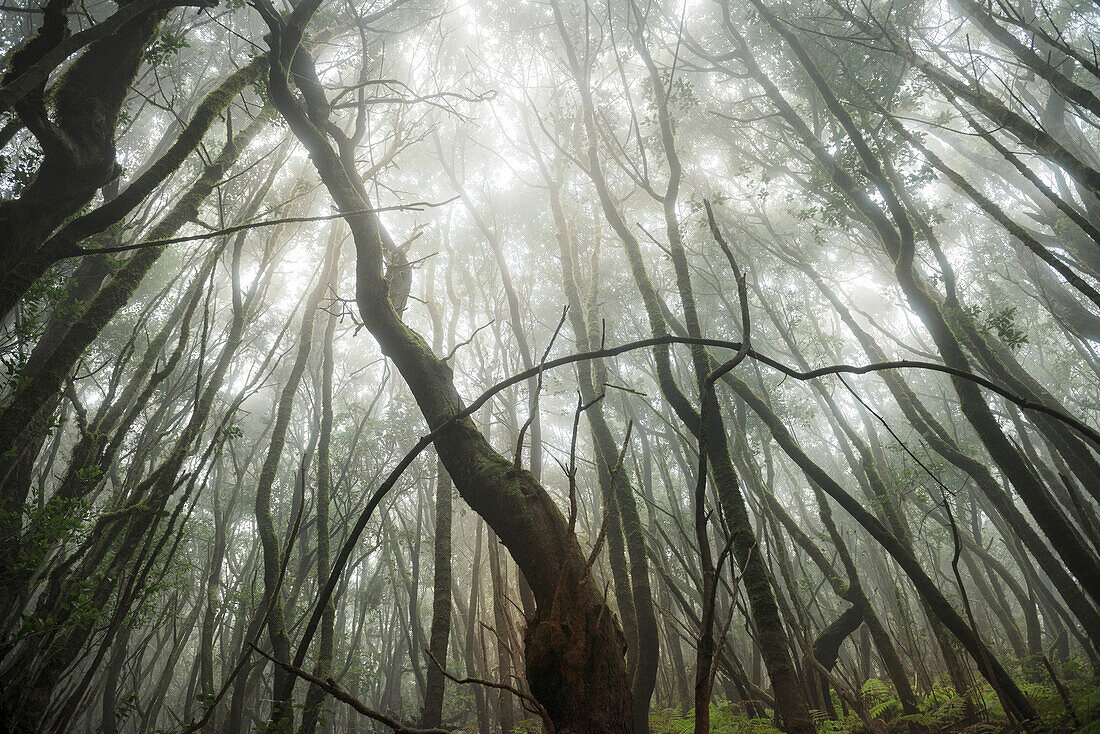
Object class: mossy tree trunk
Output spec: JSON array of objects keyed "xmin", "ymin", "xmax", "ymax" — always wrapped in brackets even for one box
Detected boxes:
[{"xmin": 257, "ymin": 5, "xmax": 634, "ymax": 729}]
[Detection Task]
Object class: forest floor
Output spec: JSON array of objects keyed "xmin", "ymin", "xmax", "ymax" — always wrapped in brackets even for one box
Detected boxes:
[{"xmin": 646, "ymin": 674, "xmax": 1100, "ymax": 733}]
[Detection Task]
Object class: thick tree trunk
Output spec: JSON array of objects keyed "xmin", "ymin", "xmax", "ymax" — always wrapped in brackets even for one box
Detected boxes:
[
  {"xmin": 259, "ymin": 13, "xmax": 633, "ymax": 729},
  {"xmin": 0, "ymin": 0, "xmax": 171, "ymax": 271}
]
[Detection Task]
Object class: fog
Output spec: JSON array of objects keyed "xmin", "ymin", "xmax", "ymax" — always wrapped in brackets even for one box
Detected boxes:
[{"xmin": 1, "ymin": 0, "xmax": 1099, "ymax": 731}]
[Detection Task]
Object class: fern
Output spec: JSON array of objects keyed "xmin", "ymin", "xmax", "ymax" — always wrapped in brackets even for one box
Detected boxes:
[
  {"xmin": 869, "ymin": 697, "xmax": 901, "ymax": 720},
  {"xmin": 860, "ymin": 678, "xmax": 891, "ymax": 699},
  {"xmin": 898, "ymin": 712, "xmax": 937, "ymax": 728}
]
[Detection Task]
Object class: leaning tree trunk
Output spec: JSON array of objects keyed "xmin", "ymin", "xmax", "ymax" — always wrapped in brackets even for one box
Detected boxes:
[
  {"xmin": 0, "ymin": 0, "xmax": 172, "ymax": 275},
  {"xmin": 257, "ymin": 6, "xmax": 633, "ymax": 729}
]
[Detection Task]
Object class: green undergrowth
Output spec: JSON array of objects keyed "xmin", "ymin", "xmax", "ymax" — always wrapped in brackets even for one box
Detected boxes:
[
  {"xmin": 650, "ymin": 704, "xmax": 783, "ymax": 734},
  {"xmin": 650, "ymin": 675, "xmax": 1100, "ymax": 733}
]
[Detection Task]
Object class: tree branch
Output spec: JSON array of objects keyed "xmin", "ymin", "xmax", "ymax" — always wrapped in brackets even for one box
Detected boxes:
[{"xmin": 251, "ymin": 644, "xmax": 448, "ymax": 734}]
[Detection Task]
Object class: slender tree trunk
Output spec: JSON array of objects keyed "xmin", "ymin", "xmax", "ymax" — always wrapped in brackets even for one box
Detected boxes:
[
  {"xmin": 422, "ymin": 259, "xmax": 452, "ymax": 729},
  {"xmin": 299, "ymin": 294, "xmax": 339, "ymax": 734},
  {"xmin": 254, "ymin": 227, "xmax": 342, "ymax": 733}
]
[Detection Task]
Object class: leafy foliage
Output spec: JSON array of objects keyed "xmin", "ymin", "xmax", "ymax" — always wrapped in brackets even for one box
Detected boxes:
[
  {"xmin": 651, "ymin": 702, "xmax": 783, "ymax": 734},
  {"xmin": 647, "ymin": 675, "xmax": 1100, "ymax": 733}
]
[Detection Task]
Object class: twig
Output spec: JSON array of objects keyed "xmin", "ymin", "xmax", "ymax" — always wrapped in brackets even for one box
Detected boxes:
[
  {"xmin": 252, "ymin": 645, "xmax": 447, "ymax": 734},
  {"xmin": 436, "ymin": 334, "xmax": 1100, "ymax": 449},
  {"xmin": 708, "ymin": 546, "xmax": 754, "ymax": 691},
  {"xmin": 582, "ymin": 504, "xmax": 612, "ymax": 578},
  {"xmin": 566, "ymin": 392, "xmax": 604, "ymax": 537},
  {"xmin": 68, "ymin": 199, "xmax": 459, "ymax": 257},
  {"xmin": 443, "ymin": 320, "xmax": 494, "ymax": 362},
  {"xmin": 425, "ymin": 650, "xmax": 555, "ymax": 734},
  {"xmin": 1040, "ymin": 655, "xmax": 1081, "ymax": 729},
  {"xmin": 515, "ymin": 306, "xmax": 569, "ymax": 469},
  {"xmin": 945, "ymin": 498, "xmax": 1024, "ymax": 726}
]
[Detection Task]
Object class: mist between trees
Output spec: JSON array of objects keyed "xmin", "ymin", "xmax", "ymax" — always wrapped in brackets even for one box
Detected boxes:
[{"xmin": 1, "ymin": 0, "xmax": 1099, "ymax": 731}]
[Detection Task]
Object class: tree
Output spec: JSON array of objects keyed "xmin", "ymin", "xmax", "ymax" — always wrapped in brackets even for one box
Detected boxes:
[{"xmin": 2, "ymin": 0, "xmax": 1099, "ymax": 731}]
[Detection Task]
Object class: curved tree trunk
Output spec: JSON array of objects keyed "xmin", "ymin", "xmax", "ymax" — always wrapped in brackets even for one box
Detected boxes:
[{"xmin": 258, "ymin": 10, "xmax": 634, "ymax": 729}]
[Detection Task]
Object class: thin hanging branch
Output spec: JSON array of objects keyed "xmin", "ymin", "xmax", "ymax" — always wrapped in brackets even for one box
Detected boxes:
[
  {"xmin": 66, "ymin": 198, "xmax": 459, "ymax": 257},
  {"xmin": 252, "ymin": 645, "xmax": 448, "ymax": 734}
]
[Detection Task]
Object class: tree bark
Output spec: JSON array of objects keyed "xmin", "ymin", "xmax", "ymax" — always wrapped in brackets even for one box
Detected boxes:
[{"xmin": 257, "ymin": 10, "xmax": 634, "ymax": 729}]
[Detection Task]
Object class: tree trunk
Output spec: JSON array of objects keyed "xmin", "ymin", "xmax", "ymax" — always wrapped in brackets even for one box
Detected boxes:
[{"xmin": 259, "ymin": 17, "xmax": 634, "ymax": 729}]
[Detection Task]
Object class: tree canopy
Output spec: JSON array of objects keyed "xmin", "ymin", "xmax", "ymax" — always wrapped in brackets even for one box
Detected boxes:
[{"xmin": 1, "ymin": 0, "xmax": 1100, "ymax": 731}]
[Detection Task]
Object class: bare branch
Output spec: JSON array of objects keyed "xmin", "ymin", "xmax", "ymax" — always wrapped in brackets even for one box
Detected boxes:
[{"xmin": 252, "ymin": 645, "xmax": 448, "ymax": 734}]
